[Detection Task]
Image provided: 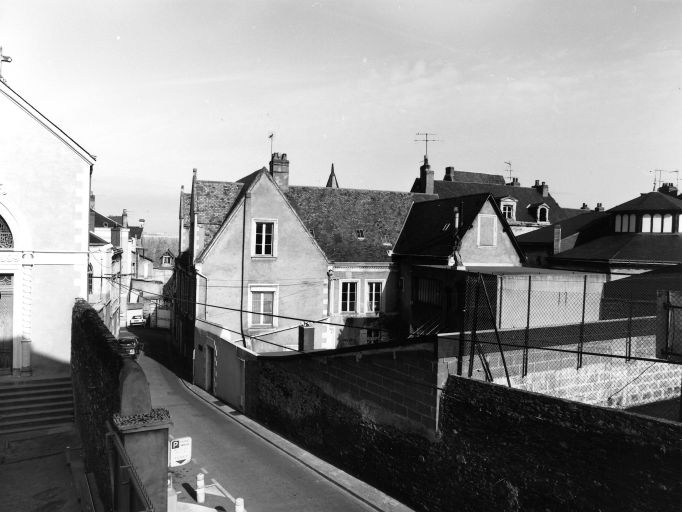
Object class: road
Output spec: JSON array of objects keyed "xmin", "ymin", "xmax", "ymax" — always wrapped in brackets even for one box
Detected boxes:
[{"xmin": 135, "ymin": 328, "xmax": 375, "ymax": 512}]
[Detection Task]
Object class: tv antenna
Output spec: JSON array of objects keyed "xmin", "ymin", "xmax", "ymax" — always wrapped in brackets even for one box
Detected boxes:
[
  {"xmin": 0, "ymin": 47, "xmax": 12, "ymax": 83},
  {"xmin": 504, "ymin": 161, "xmax": 514, "ymax": 182},
  {"xmin": 650, "ymin": 169, "xmax": 679, "ymax": 191},
  {"xmin": 414, "ymin": 132, "xmax": 439, "ymax": 161}
]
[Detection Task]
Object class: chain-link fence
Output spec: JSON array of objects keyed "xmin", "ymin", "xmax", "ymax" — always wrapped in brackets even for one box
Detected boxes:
[{"xmin": 446, "ymin": 272, "xmax": 681, "ymax": 419}]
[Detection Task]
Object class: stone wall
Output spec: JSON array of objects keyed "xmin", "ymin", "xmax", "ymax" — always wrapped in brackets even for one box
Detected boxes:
[
  {"xmin": 246, "ymin": 345, "xmax": 681, "ymax": 511},
  {"xmin": 71, "ymin": 299, "xmax": 123, "ymax": 507}
]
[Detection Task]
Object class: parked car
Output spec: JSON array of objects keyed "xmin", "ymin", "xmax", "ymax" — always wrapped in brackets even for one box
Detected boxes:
[
  {"xmin": 117, "ymin": 334, "xmax": 142, "ymax": 359},
  {"xmin": 129, "ymin": 315, "xmax": 145, "ymax": 327}
]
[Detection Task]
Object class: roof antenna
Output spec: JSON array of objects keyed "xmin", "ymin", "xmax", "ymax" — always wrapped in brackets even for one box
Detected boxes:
[
  {"xmin": 650, "ymin": 169, "xmax": 680, "ymax": 191},
  {"xmin": 414, "ymin": 132, "xmax": 439, "ymax": 162},
  {"xmin": 0, "ymin": 47, "xmax": 12, "ymax": 83},
  {"xmin": 268, "ymin": 132, "xmax": 274, "ymax": 158},
  {"xmin": 504, "ymin": 161, "xmax": 514, "ymax": 182}
]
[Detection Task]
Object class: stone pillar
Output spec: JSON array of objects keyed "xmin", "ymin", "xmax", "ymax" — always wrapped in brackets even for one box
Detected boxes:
[{"xmin": 20, "ymin": 252, "xmax": 33, "ymax": 376}]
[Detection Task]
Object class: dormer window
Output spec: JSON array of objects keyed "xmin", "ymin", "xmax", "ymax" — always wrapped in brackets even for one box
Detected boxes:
[
  {"xmin": 537, "ymin": 205, "xmax": 549, "ymax": 223},
  {"xmin": 161, "ymin": 255, "xmax": 172, "ymax": 266},
  {"xmin": 500, "ymin": 197, "xmax": 518, "ymax": 221},
  {"xmin": 356, "ymin": 229, "xmax": 364, "ymax": 240}
]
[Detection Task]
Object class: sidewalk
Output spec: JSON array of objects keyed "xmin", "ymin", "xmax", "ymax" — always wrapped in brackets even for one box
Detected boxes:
[{"xmin": 0, "ymin": 424, "xmax": 86, "ymax": 512}]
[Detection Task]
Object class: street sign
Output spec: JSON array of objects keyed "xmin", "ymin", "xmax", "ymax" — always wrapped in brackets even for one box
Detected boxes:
[{"xmin": 168, "ymin": 437, "xmax": 192, "ymax": 467}]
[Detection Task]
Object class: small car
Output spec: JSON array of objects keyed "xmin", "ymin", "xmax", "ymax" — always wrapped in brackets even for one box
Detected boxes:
[
  {"xmin": 117, "ymin": 335, "xmax": 142, "ymax": 358},
  {"xmin": 129, "ymin": 315, "xmax": 145, "ymax": 327}
]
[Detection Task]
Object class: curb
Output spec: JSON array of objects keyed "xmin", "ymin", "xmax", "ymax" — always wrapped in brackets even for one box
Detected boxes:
[{"xmin": 177, "ymin": 377, "xmax": 414, "ymax": 512}]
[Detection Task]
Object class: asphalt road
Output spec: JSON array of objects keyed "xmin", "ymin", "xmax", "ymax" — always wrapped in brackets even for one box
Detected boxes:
[{"xmin": 135, "ymin": 328, "xmax": 374, "ymax": 512}]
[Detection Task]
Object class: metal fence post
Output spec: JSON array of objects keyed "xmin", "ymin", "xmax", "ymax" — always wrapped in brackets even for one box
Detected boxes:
[
  {"xmin": 467, "ymin": 275, "xmax": 481, "ymax": 378},
  {"xmin": 523, "ymin": 275, "xmax": 531, "ymax": 377},
  {"xmin": 626, "ymin": 295, "xmax": 633, "ymax": 361},
  {"xmin": 577, "ymin": 274, "xmax": 587, "ymax": 369}
]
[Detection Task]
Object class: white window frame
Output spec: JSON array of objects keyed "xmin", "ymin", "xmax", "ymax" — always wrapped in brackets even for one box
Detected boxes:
[
  {"xmin": 339, "ymin": 279, "xmax": 359, "ymax": 314},
  {"xmin": 251, "ymin": 219, "xmax": 278, "ymax": 258},
  {"xmin": 477, "ymin": 214, "xmax": 498, "ymax": 247},
  {"xmin": 500, "ymin": 198, "xmax": 517, "ymax": 221},
  {"xmin": 162, "ymin": 255, "xmax": 171, "ymax": 265},
  {"xmin": 248, "ymin": 284, "xmax": 278, "ymax": 328},
  {"xmin": 537, "ymin": 205, "xmax": 549, "ymax": 223},
  {"xmin": 366, "ymin": 280, "xmax": 384, "ymax": 314}
]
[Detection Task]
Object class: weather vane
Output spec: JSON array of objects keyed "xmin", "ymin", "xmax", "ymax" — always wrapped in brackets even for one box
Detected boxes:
[
  {"xmin": 414, "ymin": 132, "xmax": 439, "ymax": 161},
  {"xmin": 0, "ymin": 47, "xmax": 12, "ymax": 83}
]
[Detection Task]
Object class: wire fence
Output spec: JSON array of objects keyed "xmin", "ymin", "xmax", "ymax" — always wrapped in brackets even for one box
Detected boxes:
[{"xmin": 448, "ymin": 272, "xmax": 682, "ymax": 417}]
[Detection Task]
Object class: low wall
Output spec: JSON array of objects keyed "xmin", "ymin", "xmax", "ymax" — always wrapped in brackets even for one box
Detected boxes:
[
  {"xmin": 71, "ymin": 299, "xmax": 124, "ymax": 506},
  {"xmin": 245, "ymin": 346, "xmax": 681, "ymax": 511}
]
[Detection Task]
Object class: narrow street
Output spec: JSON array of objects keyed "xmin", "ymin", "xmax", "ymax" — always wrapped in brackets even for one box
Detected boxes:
[{"xmin": 135, "ymin": 328, "xmax": 376, "ymax": 512}]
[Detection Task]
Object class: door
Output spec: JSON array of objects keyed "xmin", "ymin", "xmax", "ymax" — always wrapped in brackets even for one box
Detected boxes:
[
  {"xmin": 0, "ymin": 275, "xmax": 13, "ymax": 374},
  {"xmin": 206, "ymin": 345, "xmax": 215, "ymax": 394}
]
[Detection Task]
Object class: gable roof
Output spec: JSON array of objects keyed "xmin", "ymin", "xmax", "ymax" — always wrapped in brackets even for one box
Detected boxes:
[
  {"xmin": 89, "ymin": 232, "xmax": 109, "ymax": 246},
  {"xmin": 285, "ymin": 186, "xmax": 422, "ymax": 262},
  {"xmin": 609, "ymin": 191, "xmax": 682, "ymax": 212},
  {"xmin": 0, "ymin": 80, "xmax": 95, "ymax": 164},
  {"xmin": 92, "ymin": 210, "xmax": 120, "ymax": 228},
  {"xmin": 439, "ymin": 170, "xmax": 506, "ymax": 185},
  {"xmin": 393, "ymin": 193, "xmax": 525, "ymax": 260}
]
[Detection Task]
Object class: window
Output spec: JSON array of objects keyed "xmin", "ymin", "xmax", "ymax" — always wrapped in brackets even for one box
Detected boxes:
[
  {"xmin": 615, "ymin": 214, "xmax": 622, "ymax": 232},
  {"xmin": 621, "ymin": 214, "xmax": 629, "ymax": 232},
  {"xmin": 366, "ymin": 329, "xmax": 381, "ymax": 344},
  {"xmin": 477, "ymin": 215, "xmax": 497, "ymax": 247},
  {"xmin": 652, "ymin": 214, "xmax": 662, "ymax": 232},
  {"xmin": 0, "ymin": 215, "xmax": 13, "ymax": 248},
  {"xmin": 629, "ymin": 214, "xmax": 637, "ymax": 232},
  {"xmin": 340, "ymin": 281, "xmax": 357, "ymax": 313},
  {"xmin": 250, "ymin": 289, "xmax": 275, "ymax": 326},
  {"xmin": 87, "ymin": 263, "xmax": 93, "ymax": 295},
  {"xmin": 162, "ymin": 255, "xmax": 172, "ymax": 265},
  {"xmin": 356, "ymin": 229, "xmax": 364, "ymax": 240},
  {"xmin": 641, "ymin": 214, "xmax": 651, "ymax": 232},
  {"xmin": 253, "ymin": 221, "xmax": 275, "ymax": 256},
  {"xmin": 663, "ymin": 214, "xmax": 673, "ymax": 232},
  {"xmin": 367, "ymin": 281, "xmax": 383, "ymax": 313},
  {"xmin": 537, "ymin": 206, "xmax": 549, "ymax": 223},
  {"xmin": 502, "ymin": 204, "xmax": 514, "ymax": 219},
  {"xmin": 678, "ymin": 214, "xmax": 682, "ymax": 233}
]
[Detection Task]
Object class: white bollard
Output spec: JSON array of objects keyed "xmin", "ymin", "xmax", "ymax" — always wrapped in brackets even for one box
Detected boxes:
[
  {"xmin": 196, "ymin": 473, "xmax": 205, "ymax": 504},
  {"xmin": 235, "ymin": 497, "xmax": 244, "ymax": 512}
]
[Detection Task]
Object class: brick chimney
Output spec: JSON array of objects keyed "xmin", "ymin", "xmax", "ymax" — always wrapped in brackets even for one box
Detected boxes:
[
  {"xmin": 443, "ymin": 166, "xmax": 456, "ymax": 182},
  {"xmin": 420, "ymin": 157, "xmax": 434, "ymax": 194},
  {"xmin": 507, "ymin": 177, "xmax": 521, "ymax": 187},
  {"xmin": 533, "ymin": 180, "xmax": 549, "ymax": 197},
  {"xmin": 121, "ymin": 208, "xmax": 128, "ymax": 228},
  {"xmin": 658, "ymin": 182, "xmax": 678, "ymax": 197},
  {"xmin": 580, "ymin": 202, "xmax": 590, "ymax": 210},
  {"xmin": 594, "ymin": 203, "xmax": 605, "ymax": 212},
  {"xmin": 139, "ymin": 218, "xmax": 145, "ymax": 228},
  {"xmin": 270, "ymin": 152, "xmax": 290, "ymax": 192}
]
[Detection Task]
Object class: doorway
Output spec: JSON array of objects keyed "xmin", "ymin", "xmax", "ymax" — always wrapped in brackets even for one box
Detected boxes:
[
  {"xmin": 0, "ymin": 274, "xmax": 13, "ymax": 375},
  {"xmin": 206, "ymin": 345, "xmax": 215, "ymax": 394}
]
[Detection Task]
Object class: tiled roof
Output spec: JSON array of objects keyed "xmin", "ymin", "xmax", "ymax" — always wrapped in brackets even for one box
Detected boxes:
[
  {"xmin": 394, "ymin": 194, "xmax": 489, "ymax": 257},
  {"xmin": 129, "ymin": 226, "xmax": 143, "ymax": 239},
  {"xmin": 552, "ymin": 233, "xmax": 682, "ymax": 264},
  {"xmin": 285, "ymin": 186, "xmax": 421, "ymax": 262},
  {"xmin": 415, "ymin": 180, "xmax": 578, "ymax": 224},
  {"xmin": 180, "ymin": 191, "xmax": 191, "ymax": 227},
  {"xmin": 140, "ymin": 234, "xmax": 178, "ymax": 263},
  {"xmin": 609, "ymin": 191, "xmax": 682, "ymax": 212},
  {"xmin": 517, "ymin": 212, "xmax": 609, "ymax": 245}
]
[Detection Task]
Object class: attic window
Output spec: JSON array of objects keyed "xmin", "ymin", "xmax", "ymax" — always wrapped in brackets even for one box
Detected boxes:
[
  {"xmin": 309, "ymin": 228, "xmax": 315, "ymax": 237},
  {"xmin": 356, "ymin": 229, "xmax": 365, "ymax": 240},
  {"xmin": 537, "ymin": 206, "xmax": 549, "ymax": 223}
]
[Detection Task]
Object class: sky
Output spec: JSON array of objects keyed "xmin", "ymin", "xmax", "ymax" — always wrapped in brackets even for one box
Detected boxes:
[{"xmin": 1, "ymin": 0, "xmax": 680, "ymax": 234}]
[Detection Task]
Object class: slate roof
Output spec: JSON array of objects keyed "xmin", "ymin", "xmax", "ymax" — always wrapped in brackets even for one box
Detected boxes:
[
  {"xmin": 92, "ymin": 210, "xmax": 120, "ymax": 228},
  {"xmin": 394, "ymin": 194, "xmax": 487, "ymax": 257},
  {"xmin": 552, "ymin": 233, "xmax": 682, "ymax": 264},
  {"xmin": 285, "ymin": 186, "xmax": 423, "ymax": 262},
  {"xmin": 180, "ymin": 191, "xmax": 191, "ymax": 228},
  {"xmin": 393, "ymin": 193, "xmax": 524, "ymax": 260},
  {"xmin": 609, "ymin": 191, "xmax": 682, "ymax": 212},
  {"xmin": 192, "ymin": 179, "xmax": 245, "ymax": 250},
  {"xmin": 517, "ymin": 212, "xmax": 609, "ymax": 245},
  {"xmin": 89, "ymin": 232, "xmax": 109, "ymax": 246},
  {"xmin": 439, "ymin": 170, "xmax": 506, "ymax": 185}
]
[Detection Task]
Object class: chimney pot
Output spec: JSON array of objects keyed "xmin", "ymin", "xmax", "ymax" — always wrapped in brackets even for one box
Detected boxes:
[
  {"xmin": 534, "ymin": 179, "xmax": 540, "ymax": 186},
  {"xmin": 444, "ymin": 166, "xmax": 456, "ymax": 181},
  {"xmin": 270, "ymin": 152, "xmax": 290, "ymax": 191}
]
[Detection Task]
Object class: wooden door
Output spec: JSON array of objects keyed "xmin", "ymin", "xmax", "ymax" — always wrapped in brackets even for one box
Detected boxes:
[{"xmin": 0, "ymin": 274, "xmax": 13, "ymax": 374}]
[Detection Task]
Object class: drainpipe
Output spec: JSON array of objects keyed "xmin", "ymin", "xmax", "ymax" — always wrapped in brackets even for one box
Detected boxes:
[{"xmin": 239, "ymin": 193, "xmax": 250, "ymax": 347}]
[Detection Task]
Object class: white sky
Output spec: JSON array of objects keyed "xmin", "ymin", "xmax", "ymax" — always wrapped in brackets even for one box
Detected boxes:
[{"xmin": 1, "ymin": 0, "xmax": 680, "ymax": 234}]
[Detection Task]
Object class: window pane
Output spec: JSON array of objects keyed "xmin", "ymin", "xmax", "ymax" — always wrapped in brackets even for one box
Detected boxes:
[
  {"xmin": 641, "ymin": 214, "xmax": 651, "ymax": 232},
  {"xmin": 629, "ymin": 214, "xmax": 637, "ymax": 232},
  {"xmin": 367, "ymin": 282, "xmax": 382, "ymax": 312},
  {"xmin": 652, "ymin": 214, "xmax": 662, "ymax": 232},
  {"xmin": 255, "ymin": 222, "xmax": 274, "ymax": 255},
  {"xmin": 253, "ymin": 291, "xmax": 274, "ymax": 325},
  {"xmin": 663, "ymin": 214, "xmax": 672, "ymax": 232},
  {"xmin": 341, "ymin": 282, "xmax": 357, "ymax": 312},
  {"xmin": 622, "ymin": 214, "xmax": 629, "ymax": 232},
  {"xmin": 614, "ymin": 214, "xmax": 622, "ymax": 232}
]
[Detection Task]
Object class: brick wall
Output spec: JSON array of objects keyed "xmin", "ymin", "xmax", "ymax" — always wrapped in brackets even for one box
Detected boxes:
[
  {"xmin": 245, "ymin": 344, "xmax": 681, "ymax": 511},
  {"xmin": 71, "ymin": 299, "xmax": 123, "ymax": 507}
]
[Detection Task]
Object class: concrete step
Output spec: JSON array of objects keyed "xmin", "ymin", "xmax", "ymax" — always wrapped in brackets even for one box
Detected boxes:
[
  {"xmin": 0, "ymin": 413, "xmax": 74, "ymax": 434},
  {"xmin": 0, "ymin": 391, "xmax": 73, "ymax": 408},
  {"xmin": 0, "ymin": 376, "xmax": 71, "ymax": 389},
  {"xmin": 0, "ymin": 379, "xmax": 72, "ymax": 393},
  {"xmin": 0, "ymin": 399, "xmax": 74, "ymax": 416}
]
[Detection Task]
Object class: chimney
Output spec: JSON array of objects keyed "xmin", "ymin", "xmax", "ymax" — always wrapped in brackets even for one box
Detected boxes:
[
  {"xmin": 533, "ymin": 179, "xmax": 549, "ymax": 197},
  {"xmin": 89, "ymin": 192, "xmax": 95, "ymax": 210},
  {"xmin": 420, "ymin": 157, "xmax": 434, "ymax": 194},
  {"xmin": 658, "ymin": 182, "xmax": 678, "ymax": 197},
  {"xmin": 594, "ymin": 202, "xmax": 605, "ymax": 212},
  {"xmin": 553, "ymin": 224, "xmax": 562, "ymax": 254},
  {"xmin": 270, "ymin": 152, "xmax": 290, "ymax": 192},
  {"xmin": 121, "ymin": 209, "xmax": 128, "ymax": 228},
  {"xmin": 508, "ymin": 177, "xmax": 521, "ymax": 187},
  {"xmin": 443, "ymin": 166, "xmax": 456, "ymax": 182},
  {"xmin": 580, "ymin": 202, "xmax": 590, "ymax": 210},
  {"xmin": 139, "ymin": 218, "xmax": 145, "ymax": 228}
]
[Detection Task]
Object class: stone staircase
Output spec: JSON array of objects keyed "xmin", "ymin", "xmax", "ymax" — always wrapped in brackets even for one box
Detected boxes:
[{"xmin": 0, "ymin": 377, "xmax": 74, "ymax": 435}]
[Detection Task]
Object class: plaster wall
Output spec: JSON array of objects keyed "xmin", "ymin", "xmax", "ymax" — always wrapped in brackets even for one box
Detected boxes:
[{"xmin": 459, "ymin": 201, "xmax": 522, "ymax": 267}]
